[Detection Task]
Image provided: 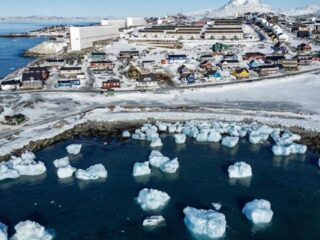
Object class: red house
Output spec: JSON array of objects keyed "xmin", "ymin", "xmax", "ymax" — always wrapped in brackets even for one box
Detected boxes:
[
  {"xmin": 101, "ymin": 79, "xmax": 120, "ymax": 89},
  {"xmin": 297, "ymin": 43, "xmax": 312, "ymax": 53}
]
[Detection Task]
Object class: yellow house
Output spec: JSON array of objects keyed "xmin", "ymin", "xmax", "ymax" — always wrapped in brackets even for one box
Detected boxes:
[{"xmin": 232, "ymin": 68, "xmax": 250, "ymax": 79}]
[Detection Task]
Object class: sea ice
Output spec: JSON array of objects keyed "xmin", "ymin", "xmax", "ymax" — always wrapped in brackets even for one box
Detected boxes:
[
  {"xmin": 9, "ymin": 153, "xmax": 46, "ymax": 176},
  {"xmin": 75, "ymin": 164, "xmax": 107, "ymax": 180},
  {"xmin": 228, "ymin": 162, "xmax": 252, "ymax": 178},
  {"xmin": 242, "ymin": 199, "xmax": 273, "ymax": 224},
  {"xmin": 11, "ymin": 220, "xmax": 53, "ymax": 240},
  {"xmin": 0, "ymin": 163, "xmax": 20, "ymax": 181},
  {"xmin": 150, "ymin": 138, "xmax": 163, "ymax": 148},
  {"xmin": 183, "ymin": 207, "xmax": 226, "ymax": 239},
  {"xmin": 133, "ymin": 162, "xmax": 151, "ymax": 177},
  {"xmin": 122, "ymin": 131, "xmax": 131, "ymax": 138},
  {"xmin": 132, "ymin": 130, "xmax": 147, "ymax": 140},
  {"xmin": 57, "ymin": 165, "xmax": 77, "ymax": 179},
  {"xmin": 0, "ymin": 223, "xmax": 7, "ymax": 240},
  {"xmin": 272, "ymin": 143, "xmax": 307, "ymax": 156},
  {"xmin": 221, "ymin": 136, "xmax": 239, "ymax": 148},
  {"xmin": 212, "ymin": 202, "xmax": 222, "ymax": 211},
  {"xmin": 149, "ymin": 151, "xmax": 170, "ymax": 168},
  {"xmin": 157, "ymin": 122, "xmax": 168, "ymax": 132},
  {"xmin": 53, "ymin": 157, "xmax": 69, "ymax": 168},
  {"xmin": 208, "ymin": 132, "xmax": 222, "ymax": 142},
  {"xmin": 136, "ymin": 188, "xmax": 170, "ymax": 211},
  {"xmin": 66, "ymin": 144, "xmax": 82, "ymax": 155},
  {"xmin": 249, "ymin": 131, "xmax": 269, "ymax": 144},
  {"xmin": 142, "ymin": 216, "xmax": 165, "ymax": 227},
  {"xmin": 159, "ymin": 158, "xmax": 179, "ymax": 174},
  {"xmin": 196, "ymin": 132, "xmax": 208, "ymax": 142},
  {"xmin": 174, "ymin": 134, "xmax": 186, "ymax": 144}
]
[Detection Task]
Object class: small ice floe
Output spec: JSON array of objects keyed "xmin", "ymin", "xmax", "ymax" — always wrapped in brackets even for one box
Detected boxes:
[
  {"xmin": 196, "ymin": 131, "xmax": 208, "ymax": 142},
  {"xmin": 75, "ymin": 164, "xmax": 107, "ymax": 180},
  {"xmin": 66, "ymin": 144, "xmax": 82, "ymax": 155},
  {"xmin": 228, "ymin": 162, "xmax": 252, "ymax": 179},
  {"xmin": 142, "ymin": 215, "xmax": 165, "ymax": 228},
  {"xmin": 10, "ymin": 220, "xmax": 54, "ymax": 240},
  {"xmin": 122, "ymin": 131, "xmax": 131, "ymax": 138},
  {"xmin": 149, "ymin": 151, "xmax": 170, "ymax": 168},
  {"xmin": 272, "ymin": 143, "xmax": 307, "ymax": 156},
  {"xmin": 174, "ymin": 134, "xmax": 186, "ymax": 144},
  {"xmin": 136, "ymin": 188, "xmax": 170, "ymax": 211},
  {"xmin": 271, "ymin": 130, "xmax": 301, "ymax": 146},
  {"xmin": 156, "ymin": 122, "xmax": 168, "ymax": 132},
  {"xmin": 318, "ymin": 159, "xmax": 320, "ymax": 168},
  {"xmin": 249, "ymin": 131, "xmax": 270, "ymax": 144},
  {"xmin": 183, "ymin": 207, "xmax": 226, "ymax": 239},
  {"xmin": 208, "ymin": 131, "xmax": 222, "ymax": 143},
  {"xmin": 150, "ymin": 138, "xmax": 163, "ymax": 148},
  {"xmin": 159, "ymin": 158, "xmax": 179, "ymax": 174},
  {"xmin": 57, "ymin": 165, "xmax": 77, "ymax": 179},
  {"xmin": 0, "ymin": 163, "xmax": 20, "ymax": 181},
  {"xmin": 132, "ymin": 129, "xmax": 147, "ymax": 140},
  {"xmin": 53, "ymin": 157, "xmax": 69, "ymax": 168},
  {"xmin": 212, "ymin": 202, "xmax": 222, "ymax": 211},
  {"xmin": 133, "ymin": 162, "xmax": 151, "ymax": 177},
  {"xmin": 8, "ymin": 152, "xmax": 46, "ymax": 176},
  {"xmin": 0, "ymin": 222, "xmax": 8, "ymax": 240},
  {"xmin": 221, "ymin": 136, "xmax": 239, "ymax": 148},
  {"xmin": 242, "ymin": 199, "xmax": 273, "ymax": 224},
  {"xmin": 146, "ymin": 131, "xmax": 159, "ymax": 142}
]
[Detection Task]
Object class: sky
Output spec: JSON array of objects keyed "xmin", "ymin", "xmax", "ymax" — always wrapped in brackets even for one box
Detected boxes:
[{"xmin": 0, "ymin": 0, "xmax": 319, "ymax": 18}]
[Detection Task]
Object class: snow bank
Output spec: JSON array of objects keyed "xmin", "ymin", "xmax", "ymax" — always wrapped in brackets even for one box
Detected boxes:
[
  {"xmin": 136, "ymin": 188, "xmax": 170, "ymax": 211},
  {"xmin": 25, "ymin": 41, "xmax": 67, "ymax": 55},
  {"xmin": 221, "ymin": 136, "xmax": 239, "ymax": 148},
  {"xmin": 75, "ymin": 164, "xmax": 107, "ymax": 180},
  {"xmin": 142, "ymin": 216, "xmax": 165, "ymax": 227},
  {"xmin": 159, "ymin": 158, "xmax": 179, "ymax": 174},
  {"xmin": 0, "ymin": 223, "xmax": 7, "ymax": 240},
  {"xmin": 8, "ymin": 152, "xmax": 46, "ymax": 176},
  {"xmin": 228, "ymin": 162, "xmax": 252, "ymax": 178},
  {"xmin": 174, "ymin": 134, "xmax": 186, "ymax": 144},
  {"xmin": 272, "ymin": 143, "xmax": 307, "ymax": 156},
  {"xmin": 133, "ymin": 162, "xmax": 151, "ymax": 177},
  {"xmin": 53, "ymin": 157, "xmax": 69, "ymax": 168},
  {"xmin": 122, "ymin": 131, "xmax": 131, "ymax": 138},
  {"xmin": 183, "ymin": 207, "xmax": 226, "ymax": 239},
  {"xmin": 66, "ymin": 144, "xmax": 82, "ymax": 155},
  {"xmin": 242, "ymin": 199, "xmax": 273, "ymax": 224},
  {"xmin": 57, "ymin": 165, "xmax": 77, "ymax": 179},
  {"xmin": 11, "ymin": 220, "xmax": 53, "ymax": 240}
]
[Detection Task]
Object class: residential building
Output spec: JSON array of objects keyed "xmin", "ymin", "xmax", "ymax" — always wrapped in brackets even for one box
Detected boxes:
[
  {"xmin": 60, "ymin": 67, "xmax": 82, "ymax": 76},
  {"xmin": 90, "ymin": 61, "xmax": 115, "ymax": 70},
  {"xmin": 137, "ymin": 73, "xmax": 158, "ymax": 88},
  {"xmin": 101, "ymin": 79, "xmax": 121, "ymax": 89},
  {"xmin": 0, "ymin": 80, "xmax": 21, "ymax": 91},
  {"xmin": 232, "ymin": 68, "xmax": 250, "ymax": 79},
  {"xmin": 256, "ymin": 65, "xmax": 279, "ymax": 76},
  {"xmin": 167, "ymin": 54, "xmax": 187, "ymax": 64},
  {"xmin": 281, "ymin": 59, "xmax": 298, "ymax": 71}
]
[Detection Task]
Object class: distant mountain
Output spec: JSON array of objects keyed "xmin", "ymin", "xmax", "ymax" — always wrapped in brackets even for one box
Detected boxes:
[
  {"xmin": 0, "ymin": 16, "xmax": 101, "ymax": 22},
  {"xmin": 187, "ymin": 0, "xmax": 272, "ymax": 18},
  {"xmin": 284, "ymin": 5, "xmax": 320, "ymax": 16}
]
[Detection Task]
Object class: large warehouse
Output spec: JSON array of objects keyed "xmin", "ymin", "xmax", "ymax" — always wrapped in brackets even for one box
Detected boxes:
[{"xmin": 70, "ymin": 25, "xmax": 119, "ymax": 51}]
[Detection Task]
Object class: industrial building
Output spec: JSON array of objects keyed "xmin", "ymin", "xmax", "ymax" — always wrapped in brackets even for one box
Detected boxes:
[
  {"xmin": 127, "ymin": 17, "xmax": 147, "ymax": 27},
  {"xmin": 70, "ymin": 25, "xmax": 119, "ymax": 51},
  {"xmin": 101, "ymin": 19, "xmax": 126, "ymax": 29}
]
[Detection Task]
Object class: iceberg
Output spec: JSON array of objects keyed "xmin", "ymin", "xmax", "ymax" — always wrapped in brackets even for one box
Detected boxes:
[
  {"xmin": 168, "ymin": 125, "xmax": 177, "ymax": 133},
  {"xmin": 53, "ymin": 157, "xmax": 69, "ymax": 168},
  {"xmin": 228, "ymin": 162, "xmax": 252, "ymax": 178},
  {"xmin": 150, "ymin": 138, "xmax": 163, "ymax": 148},
  {"xmin": 149, "ymin": 151, "xmax": 170, "ymax": 168},
  {"xmin": 272, "ymin": 143, "xmax": 307, "ymax": 156},
  {"xmin": 133, "ymin": 162, "xmax": 151, "ymax": 177},
  {"xmin": 75, "ymin": 164, "xmax": 107, "ymax": 180},
  {"xmin": 9, "ymin": 153, "xmax": 46, "ymax": 176},
  {"xmin": 196, "ymin": 132, "xmax": 208, "ymax": 142},
  {"xmin": 57, "ymin": 165, "xmax": 77, "ymax": 179},
  {"xmin": 122, "ymin": 131, "xmax": 131, "ymax": 138},
  {"xmin": 11, "ymin": 220, "xmax": 53, "ymax": 240},
  {"xmin": 221, "ymin": 136, "xmax": 239, "ymax": 148},
  {"xmin": 249, "ymin": 131, "xmax": 269, "ymax": 144},
  {"xmin": 242, "ymin": 199, "xmax": 273, "ymax": 224},
  {"xmin": 174, "ymin": 134, "xmax": 186, "ymax": 144},
  {"xmin": 132, "ymin": 130, "xmax": 147, "ymax": 140},
  {"xmin": 212, "ymin": 202, "xmax": 222, "ymax": 211},
  {"xmin": 208, "ymin": 132, "xmax": 222, "ymax": 142},
  {"xmin": 66, "ymin": 144, "xmax": 82, "ymax": 155},
  {"xmin": 157, "ymin": 122, "xmax": 168, "ymax": 132},
  {"xmin": 136, "ymin": 188, "xmax": 170, "ymax": 211},
  {"xmin": 146, "ymin": 131, "xmax": 159, "ymax": 142},
  {"xmin": 0, "ymin": 223, "xmax": 7, "ymax": 240},
  {"xmin": 159, "ymin": 158, "xmax": 179, "ymax": 174},
  {"xmin": 142, "ymin": 216, "xmax": 165, "ymax": 227},
  {"xmin": 0, "ymin": 163, "xmax": 20, "ymax": 181},
  {"xmin": 183, "ymin": 207, "xmax": 226, "ymax": 239}
]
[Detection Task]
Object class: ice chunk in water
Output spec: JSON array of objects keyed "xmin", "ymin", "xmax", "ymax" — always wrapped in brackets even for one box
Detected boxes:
[
  {"xmin": 228, "ymin": 162, "xmax": 252, "ymax": 178},
  {"xmin": 53, "ymin": 157, "xmax": 69, "ymax": 168},
  {"xmin": 142, "ymin": 216, "xmax": 165, "ymax": 227},
  {"xmin": 272, "ymin": 143, "xmax": 307, "ymax": 156},
  {"xmin": 133, "ymin": 162, "xmax": 151, "ymax": 177},
  {"xmin": 11, "ymin": 220, "xmax": 53, "ymax": 240},
  {"xmin": 57, "ymin": 165, "xmax": 77, "ymax": 179},
  {"xmin": 174, "ymin": 134, "xmax": 186, "ymax": 144},
  {"xmin": 212, "ymin": 202, "xmax": 222, "ymax": 211},
  {"xmin": 66, "ymin": 144, "xmax": 82, "ymax": 155},
  {"xmin": 159, "ymin": 158, "xmax": 179, "ymax": 174},
  {"xmin": 0, "ymin": 223, "xmax": 8, "ymax": 240},
  {"xmin": 183, "ymin": 207, "xmax": 226, "ymax": 239},
  {"xmin": 9, "ymin": 153, "xmax": 46, "ymax": 176},
  {"xmin": 150, "ymin": 138, "xmax": 163, "ymax": 148},
  {"xmin": 208, "ymin": 132, "xmax": 222, "ymax": 142},
  {"xmin": 0, "ymin": 163, "xmax": 20, "ymax": 181},
  {"xmin": 122, "ymin": 131, "xmax": 131, "ymax": 138},
  {"xmin": 75, "ymin": 164, "xmax": 107, "ymax": 180},
  {"xmin": 221, "ymin": 137, "xmax": 239, "ymax": 148},
  {"xmin": 136, "ymin": 188, "xmax": 170, "ymax": 211},
  {"xmin": 149, "ymin": 151, "xmax": 170, "ymax": 168},
  {"xmin": 242, "ymin": 199, "xmax": 273, "ymax": 224},
  {"xmin": 196, "ymin": 132, "xmax": 208, "ymax": 142}
]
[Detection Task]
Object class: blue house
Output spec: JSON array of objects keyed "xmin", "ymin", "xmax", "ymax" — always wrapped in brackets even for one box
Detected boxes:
[
  {"xmin": 167, "ymin": 54, "xmax": 187, "ymax": 64},
  {"xmin": 205, "ymin": 70, "xmax": 222, "ymax": 80},
  {"xmin": 56, "ymin": 80, "xmax": 80, "ymax": 88},
  {"xmin": 186, "ymin": 74, "xmax": 196, "ymax": 84},
  {"xmin": 248, "ymin": 60, "xmax": 260, "ymax": 70}
]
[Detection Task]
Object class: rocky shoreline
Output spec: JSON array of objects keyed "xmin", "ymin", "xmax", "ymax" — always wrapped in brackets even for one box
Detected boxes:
[{"xmin": 1, "ymin": 119, "xmax": 320, "ymax": 162}]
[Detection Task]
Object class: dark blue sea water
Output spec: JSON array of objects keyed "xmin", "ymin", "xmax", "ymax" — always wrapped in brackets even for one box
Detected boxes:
[
  {"xmin": 0, "ymin": 135, "xmax": 319, "ymax": 240},
  {"xmin": 0, "ymin": 21, "xmax": 96, "ymax": 79}
]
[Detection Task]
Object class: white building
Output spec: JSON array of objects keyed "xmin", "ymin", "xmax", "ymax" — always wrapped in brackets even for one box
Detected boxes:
[
  {"xmin": 70, "ymin": 25, "xmax": 119, "ymax": 51},
  {"xmin": 127, "ymin": 17, "xmax": 147, "ymax": 27},
  {"xmin": 101, "ymin": 19, "xmax": 126, "ymax": 29}
]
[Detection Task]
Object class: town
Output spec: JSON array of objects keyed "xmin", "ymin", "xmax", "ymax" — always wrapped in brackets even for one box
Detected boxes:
[{"xmin": 1, "ymin": 12, "xmax": 320, "ymax": 93}]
